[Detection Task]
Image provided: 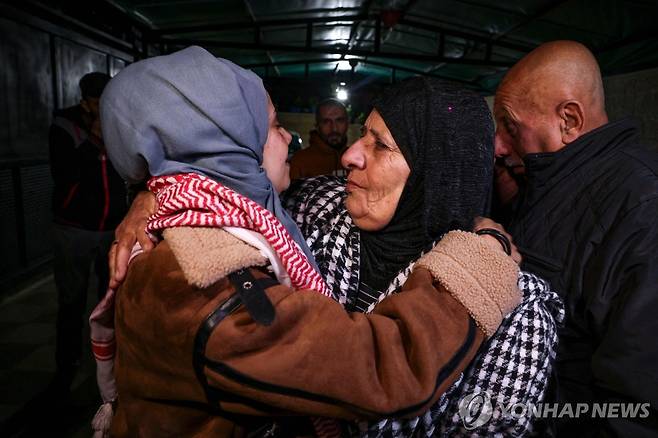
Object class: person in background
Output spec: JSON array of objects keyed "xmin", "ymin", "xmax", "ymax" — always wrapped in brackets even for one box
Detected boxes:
[
  {"xmin": 48, "ymin": 72, "xmax": 127, "ymax": 395},
  {"xmin": 494, "ymin": 40, "xmax": 658, "ymax": 436},
  {"xmin": 289, "ymin": 98, "xmax": 349, "ymax": 179}
]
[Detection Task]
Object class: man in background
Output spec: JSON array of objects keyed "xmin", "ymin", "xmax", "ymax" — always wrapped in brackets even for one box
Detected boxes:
[
  {"xmin": 289, "ymin": 98, "xmax": 349, "ymax": 179},
  {"xmin": 494, "ymin": 40, "xmax": 658, "ymax": 436},
  {"xmin": 48, "ymin": 72, "xmax": 127, "ymax": 395}
]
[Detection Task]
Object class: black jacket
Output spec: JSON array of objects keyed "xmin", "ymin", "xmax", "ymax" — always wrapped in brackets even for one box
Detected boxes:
[
  {"xmin": 49, "ymin": 106, "xmax": 127, "ymax": 231},
  {"xmin": 509, "ymin": 119, "xmax": 658, "ymax": 436}
]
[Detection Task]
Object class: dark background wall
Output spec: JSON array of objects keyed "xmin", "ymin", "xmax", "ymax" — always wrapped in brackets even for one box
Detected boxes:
[
  {"xmin": 604, "ymin": 67, "xmax": 658, "ymax": 150},
  {"xmin": 0, "ymin": 4, "xmax": 132, "ymax": 294}
]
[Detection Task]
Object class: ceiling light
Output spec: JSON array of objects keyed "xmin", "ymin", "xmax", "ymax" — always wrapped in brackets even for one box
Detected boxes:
[{"xmin": 336, "ymin": 60, "xmax": 351, "ymax": 71}]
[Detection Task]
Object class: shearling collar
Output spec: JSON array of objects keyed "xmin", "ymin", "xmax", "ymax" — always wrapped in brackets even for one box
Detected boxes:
[{"xmin": 163, "ymin": 227, "xmax": 267, "ymax": 288}]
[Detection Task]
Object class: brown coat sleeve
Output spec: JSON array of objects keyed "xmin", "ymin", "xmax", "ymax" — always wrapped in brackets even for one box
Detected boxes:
[
  {"xmin": 202, "ymin": 267, "xmax": 482, "ymax": 420},
  {"xmin": 115, "ymin": 240, "xmax": 484, "ymax": 424}
]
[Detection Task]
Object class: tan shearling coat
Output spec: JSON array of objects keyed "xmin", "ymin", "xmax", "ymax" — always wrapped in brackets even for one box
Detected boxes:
[{"xmin": 111, "ymin": 227, "xmax": 518, "ymax": 437}]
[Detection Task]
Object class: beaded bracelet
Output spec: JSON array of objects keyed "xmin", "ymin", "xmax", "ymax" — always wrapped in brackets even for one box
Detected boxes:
[{"xmin": 475, "ymin": 228, "xmax": 512, "ymax": 256}]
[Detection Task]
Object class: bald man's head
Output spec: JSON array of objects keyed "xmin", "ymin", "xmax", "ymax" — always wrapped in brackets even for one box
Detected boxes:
[{"xmin": 494, "ymin": 40, "xmax": 609, "ymax": 159}]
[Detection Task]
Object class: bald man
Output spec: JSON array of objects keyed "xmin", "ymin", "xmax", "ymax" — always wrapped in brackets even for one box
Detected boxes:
[{"xmin": 495, "ymin": 40, "xmax": 658, "ymax": 436}]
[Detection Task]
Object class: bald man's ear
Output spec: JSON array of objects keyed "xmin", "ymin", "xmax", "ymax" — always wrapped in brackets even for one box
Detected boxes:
[{"xmin": 558, "ymin": 100, "xmax": 585, "ymax": 144}]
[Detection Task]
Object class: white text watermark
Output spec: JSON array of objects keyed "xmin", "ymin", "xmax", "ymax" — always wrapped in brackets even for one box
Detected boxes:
[{"xmin": 458, "ymin": 391, "xmax": 651, "ymax": 430}]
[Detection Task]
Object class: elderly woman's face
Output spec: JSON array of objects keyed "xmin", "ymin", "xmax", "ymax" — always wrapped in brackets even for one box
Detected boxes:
[
  {"xmin": 341, "ymin": 109, "xmax": 410, "ymax": 231},
  {"xmin": 262, "ymin": 97, "xmax": 293, "ymax": 193}
]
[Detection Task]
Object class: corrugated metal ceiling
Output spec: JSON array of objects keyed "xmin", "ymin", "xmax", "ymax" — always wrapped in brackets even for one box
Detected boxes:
[{"xmin": 99, "ymin": 0, "xmax": 658, "ymax": 92}]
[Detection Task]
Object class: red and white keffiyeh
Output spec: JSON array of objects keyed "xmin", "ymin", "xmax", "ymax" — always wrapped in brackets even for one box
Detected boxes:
[
  {"xmin": 147, "ymin": 173, "xmax": 329, "ymax": 295},
  {"xmin": 90, "ymin": 172, "xmax": 331, "ymax": 437}
]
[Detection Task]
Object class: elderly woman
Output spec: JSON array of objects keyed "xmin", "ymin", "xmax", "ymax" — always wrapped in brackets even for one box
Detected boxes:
[
  {"xmin": 284, "ymin": 79, "xmax": 564, "ymax": 436},
  {"xmin": 94, "ymin": 46, "xmax": 520, "ymax": 437}
]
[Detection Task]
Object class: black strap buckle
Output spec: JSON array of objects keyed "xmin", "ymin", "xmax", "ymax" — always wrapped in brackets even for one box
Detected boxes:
[
  {"xmin": 228, "ymin": 269, "xmax": 276, "ymax": 326},
  {"xmin": 192, "ymin": 269, "xmax": 279, "ymax": 409}
]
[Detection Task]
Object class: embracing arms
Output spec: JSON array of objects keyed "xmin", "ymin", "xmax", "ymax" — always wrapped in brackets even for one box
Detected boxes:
[{"xmin": 114, "ymin": 226, "xmax": 520, "ymax": 424}]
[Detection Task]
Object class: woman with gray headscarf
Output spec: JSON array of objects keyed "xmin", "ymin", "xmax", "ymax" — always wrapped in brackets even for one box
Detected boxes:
[{"xmin": 92, "ymin": 46, "xmax": 521, "ymax": 437}]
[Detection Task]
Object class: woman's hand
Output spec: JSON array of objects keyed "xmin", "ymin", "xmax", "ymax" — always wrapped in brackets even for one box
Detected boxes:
[
  {"xmin": 109, "ymin": 191, "xmax": 157, "ymax": 289},
  {"xmin": 473, "ymin": 216, "xmax": 522, "ymax": 264}
]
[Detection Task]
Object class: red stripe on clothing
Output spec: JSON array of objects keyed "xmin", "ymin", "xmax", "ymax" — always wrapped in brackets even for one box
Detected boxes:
[
  {"xmin": 146, "ymin": 173, "xmax": 329, "ymax": 296},
  {"xmin": 92, "ymin": 341, "xmax": 116, "ymax": 361},
  {"xmin": 61, "ymin": 183, "xmax": 79, "ymax": 209}
]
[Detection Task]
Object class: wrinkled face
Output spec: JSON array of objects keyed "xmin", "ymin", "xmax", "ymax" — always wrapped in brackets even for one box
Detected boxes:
[
  {"xmin": 317, "ymin": 104, "xmax": 348, "ymax": 148},
  {"xmin": 493, "ymin": 82, "xmax": 562, "ymax": 160},
  {"xmin": 341, "ymin": 109, "xmax": 410, "ymax": 231},
  {"xmin": 262, "ymin": 97, "xmax": 292, "ymax": 193}
]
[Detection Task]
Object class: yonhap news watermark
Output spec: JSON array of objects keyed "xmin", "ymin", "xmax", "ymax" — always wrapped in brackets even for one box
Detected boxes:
[{"xmin": 458, "ymin": 391, "xmax": 651, "ymax": 430}]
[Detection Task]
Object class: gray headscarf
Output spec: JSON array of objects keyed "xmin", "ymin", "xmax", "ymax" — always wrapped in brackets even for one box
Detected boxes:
[{"xmin": 100, "ymin": 46, "xmax": 318, "ymax": 268}]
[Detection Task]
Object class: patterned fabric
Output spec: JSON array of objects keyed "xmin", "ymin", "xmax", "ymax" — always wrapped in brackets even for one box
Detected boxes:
[
  {"xmin": 147, "ymin": 173, "xmax": 328, "ymax": 295},
  {"xmin": 90, "ymin": 244, "xmax": 144, "ymax": 437},
  {"xmin": 283, "ymin": 176, "xmax": 565, "ymax": 438},
  {"xmin": 352, "ymin": 283, "xmax": 382, "ymax": 313},
  {"xmin": 285, "ymin": 175, "xmax": 359, "ymax": 306},
  {"xmin": 357, "ymin": 272, "xmax": 564, "ymax": 438}
]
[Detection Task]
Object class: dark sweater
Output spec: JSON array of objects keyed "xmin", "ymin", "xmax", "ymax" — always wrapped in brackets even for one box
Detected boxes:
[{"xmin": 49, "ymin": 105, "xmax": 127, "ymax": 231}]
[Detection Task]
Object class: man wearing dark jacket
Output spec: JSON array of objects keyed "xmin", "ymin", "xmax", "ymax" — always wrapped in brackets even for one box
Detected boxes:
[
  {"xmin": 49, "ymin": 72, "xmax": 127, "ymax": 393},
  {"xmin": 494, "ymin": 40, "xmax": 658, "ymax": 436}
]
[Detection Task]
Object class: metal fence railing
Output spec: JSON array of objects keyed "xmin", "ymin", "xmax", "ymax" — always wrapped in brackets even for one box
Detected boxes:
[{"xmin": 0, "ymin": 157, "xmax": 53, "ymax": 294}]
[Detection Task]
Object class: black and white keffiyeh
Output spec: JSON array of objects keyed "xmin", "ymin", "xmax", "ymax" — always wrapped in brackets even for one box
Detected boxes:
[{"xmin": 283, "ymin": 176, "xmax": 565, "ymax": 437}]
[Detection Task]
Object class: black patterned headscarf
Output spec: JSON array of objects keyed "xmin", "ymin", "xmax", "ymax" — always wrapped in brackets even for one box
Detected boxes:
[{"xmin": 359, "ymin": 77, "xmax": 494, "ymax": 291}]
